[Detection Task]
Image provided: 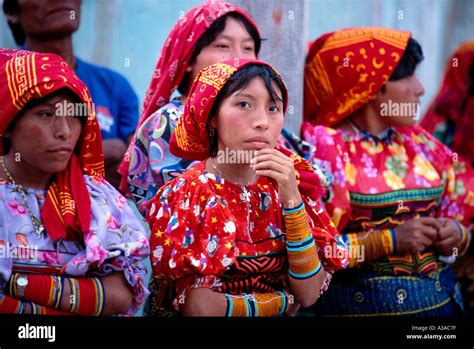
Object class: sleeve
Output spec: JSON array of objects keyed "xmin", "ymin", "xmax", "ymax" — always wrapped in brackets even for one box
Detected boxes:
[
  {"xmin": 126, "ymin": 106, "xmax": 198, "ymax": 213},
  {"xmin": 411, "ymin": 125, "xmax": 474, "ymax": 227},
  {"xmin": 61, "ymin": 175, "xmax": 150, "ymax": 316},
  {"xmin": 302, "ymin": 124, "xmax": 353, "ymax": 231},
  {"xmin": 147, "ymin": 177, "xmax": 238, "ymax": 311},
  {"xmin": 115, "ymin": 75, "xmax": 139, "ymax": 143}
]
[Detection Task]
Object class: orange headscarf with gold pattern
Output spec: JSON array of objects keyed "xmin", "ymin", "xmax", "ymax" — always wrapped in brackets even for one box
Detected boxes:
[
  {"xmin": 0, "ymin": 49, "xmax": 104, "ymax": 241},
  {"xmin": 304, "ymin": 27, "xmax": 411, "ymax": 126}
]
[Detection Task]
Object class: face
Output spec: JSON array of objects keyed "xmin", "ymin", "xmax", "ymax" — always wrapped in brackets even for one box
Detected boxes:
[
  {"xmin": 372, "ymin": 74, "xmax": 425, "ymax": 127},
  {"xmin": 187, "ymin": 17, "xmax": 257, "ymax": 82},
  {"xmin": 6, "ymin": 92, "xmax": 83, "ymax": 174},
  {"xmin": 7, "ymin": 0, "xmax": 81, "ymax": 39},
  {"xmin": 210, "ymin": 77, "xmax": 284, "ymax": 159}
]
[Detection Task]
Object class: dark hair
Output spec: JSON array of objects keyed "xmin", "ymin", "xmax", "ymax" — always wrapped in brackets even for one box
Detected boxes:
[
  {"xmin": 206, "ymin": 64, "xmax": 287, "ymax": 157},
  {"xmin": 389, "ymin": 37, "xmax": 424, "ymax": 81},
  {"xmin": 3, "ymin": 0, "xmax": 26, "ymax": 46},
  {"xmin": 2, "ymin": 88, "xmax": 84, "ymax": 154},
  {"xmin": 177, "ymin": 12, "xmax": 262, "ymax": 95}
]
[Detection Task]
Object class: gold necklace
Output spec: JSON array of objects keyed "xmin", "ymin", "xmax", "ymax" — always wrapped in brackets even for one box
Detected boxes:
[
  {"xmin": 0, "ymin": 156, "xmax": 45, "ymax": 237},
  {"xmin": 210, "ymin": 157, "xmax": 257, "ymax": 186}
]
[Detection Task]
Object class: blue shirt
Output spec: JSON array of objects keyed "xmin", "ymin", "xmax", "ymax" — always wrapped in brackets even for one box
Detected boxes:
[{"xmin": 75, "ymin": 57, "xmax": 139, "ymax": 142}]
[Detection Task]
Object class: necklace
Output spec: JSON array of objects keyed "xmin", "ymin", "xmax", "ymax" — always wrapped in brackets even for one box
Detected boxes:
[
  {"xmin": 209, "ymin": 157, "xmax": 257, "ymax": 186},
  {"xmin": 0, "ymin": 156, "xmax": 45, "ymax": 237},
  {"xmin": 348, "ymin": 118, "xmax": 395, "ymax": 145},
  {"xmin": 208, "ymin": 158, "xmax": 255, "ymax": 243}
]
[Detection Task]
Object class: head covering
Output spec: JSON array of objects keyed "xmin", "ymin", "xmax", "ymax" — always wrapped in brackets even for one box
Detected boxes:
[
  {"xmin": 421, "ymin": 40, "xmax": 474, "ymax": 165},
  {"xmin": 118, "ymin": 0, "xmax": 260, "ymax": 192},
  {"xmin": 169, "ymin": 58, "xmax": 288, "ymax": 161},
  {"xmin": 304, "ymin": 27, "xmax": 411, "ymax": 126},
  {"xmin": 0, "ymin": 49, "xmax": 104, "ymax": 241}
]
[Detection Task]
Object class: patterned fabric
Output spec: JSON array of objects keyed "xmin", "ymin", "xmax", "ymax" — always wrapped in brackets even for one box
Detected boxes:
[
  {"xmin": 119, "ymin": 0, "xmax": 259, "ymax": 192},
  {"xmin": 304, "ymin": 27, "xmax": 410, "ymax": 127},
  {"xmin": 0, "ymin": 176, "xmax": 149, "ymax": 315},
  {"xmin": 421, "ymin": 40, "xmax": 474, "ymax": 166},
  {"xmin": 170, "ymin": 59, "xmax": 288, "ymax": 161},
  {"xmin": 0, "ymin": 49, "xmax": 104, "ymax": 242},
  {"xmin": 147, "ymin": 161, "xmax": 347, "ymax": 311},
  {"xmin": 302, "ymin": 124, "xmax": 474, "ymax": 315}
]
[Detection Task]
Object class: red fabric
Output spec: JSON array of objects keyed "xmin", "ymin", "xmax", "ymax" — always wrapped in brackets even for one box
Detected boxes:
[
  {"xmin": 0, "ymin": 49, "xmax": 105, "ymax": 241},
  {"xmin": 421, "ymin": 40, "xmax": 474, "ymax": 165},
  {"xmin": 118, "ymin": 0, "xmax": 260, "ymax": 192},
  {"xmin": 304, "ymin": 27, "xmax": 411, "ymax": 127},
  {"xmin": 169, "ymin": 59, "xmax": 288, "ymax": 161}
]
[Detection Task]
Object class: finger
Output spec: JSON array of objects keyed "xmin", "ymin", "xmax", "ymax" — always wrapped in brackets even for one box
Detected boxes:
[
  {"xmin": 253, "ymin": 160, "xmax": 288, "ymax": 175},
  {"xmin": 420, "ymin": 226, "xmax": 438, "ymax": 240},
  {"xmin": 419, "ymin": 234, "xmax": 433, "ymax": 249},
  {"xmin": 253, "ymin": 152, "xmax": 292, "ymax": 168},
  {"xmin": 437, "ymin": 226, "xmax": 456, "ymax": 240},
  {"xmin": 254, "ymin": 168, "xmax": 286, "ymax": 182},
  {"xmin": 418, "ymin": 217, "xmax": 442, "ymax": 231}
]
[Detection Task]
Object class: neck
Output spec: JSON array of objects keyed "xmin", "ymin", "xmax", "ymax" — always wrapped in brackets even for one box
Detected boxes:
[
  {"xmin": 207, "ymin": 157, "xmax": 258, "ymax": 186},
  {"xmin": 25, "ymin": 36, "xmax": 76, "ymax": 69},
  {"xmin": 339, "ymin": 106, "xmax": 389, "ymax": 136},
  {"xmin": 179, "ymin": 94, "xmax": 188, "ymax": 105},
  {"xmin": 1, "ymin": 154, "xmax": 52, "ymax": 190}
]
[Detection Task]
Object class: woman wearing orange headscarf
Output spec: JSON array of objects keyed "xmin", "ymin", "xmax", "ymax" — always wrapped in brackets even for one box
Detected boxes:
[
  {"xmin": 0, "ymin": 49, "xmax": 149, "ymax": 316},
  {"xmin": 302, "ymin": 28, "xmax": 474, "ymax": 316},
  {"xmin": 147, "ymin": 59, "xmax": 348, "ymax": 316}
]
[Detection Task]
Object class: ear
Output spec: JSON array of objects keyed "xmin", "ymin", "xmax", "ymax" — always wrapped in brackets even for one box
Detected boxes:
[
  {"xmin": 208, "ymin": 117, "xmax": 217, "ymax": 130},
  {"xmin": 185, "ymin": 65, "xmax": 193, "ymax": 73},
  {"xmin": 5, "ymin": 13, "xmax": 21, "ymax": 25}
]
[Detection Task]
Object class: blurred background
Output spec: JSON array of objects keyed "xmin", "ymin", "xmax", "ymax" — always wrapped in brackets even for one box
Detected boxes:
[{"xmin": 1, "ymin": 0, "xmax": 473, "ymax": 132}]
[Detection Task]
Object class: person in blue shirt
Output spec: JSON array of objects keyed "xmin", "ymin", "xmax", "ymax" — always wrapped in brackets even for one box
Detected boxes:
[{"xmin": 3, "ymin": 0, "xmax": 139, "ymax": 189}]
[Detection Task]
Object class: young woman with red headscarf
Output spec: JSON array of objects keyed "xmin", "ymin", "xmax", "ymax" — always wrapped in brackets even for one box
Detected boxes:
[
  {"xmin": 0, "ymin": 49, "xmax": 149, "ymax": 316},
  {"xmin": 147, "ymin": 59, "xmax": 348, "ymax": 316},
  {"xmin": 302, "ymin": 28, "xmax": 474, "ymax": 316}
]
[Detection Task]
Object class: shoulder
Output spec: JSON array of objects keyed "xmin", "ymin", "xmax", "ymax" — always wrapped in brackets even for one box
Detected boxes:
[{"xmin": 75, "ymin": 57, "xmax": 135, "ymax": 91}]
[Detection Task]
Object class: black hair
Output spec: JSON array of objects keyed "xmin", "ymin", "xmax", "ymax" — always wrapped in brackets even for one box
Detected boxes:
[
  {"xmin": 389, "ymin": 37, "xmax": 424, "ymax": 81},
  {"xmin": 3, "ymin": 0, "xmax": 25, "ymax": 46},
  {"xmin": 177, "ymin": 12, "xmax": 262, "ymax": 95},
  {"xmin": 2, "ymin": 88, "xmax": 85, "ymax": 154},
  {"xmin": 206, "ymin": 64, "xmax": 287, "ymax": 157}
]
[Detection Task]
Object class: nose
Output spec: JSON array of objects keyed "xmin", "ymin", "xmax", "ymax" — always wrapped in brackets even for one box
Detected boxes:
[
  {"xmin": 252, "ymin": 107, "xmax": 270, "ymax": 130},
  {"xmin": 53, "ymin": 116, "xmax": 73, "ymax": 140},
  {"xmin": 413, "ymin": 76, "xmax": 425, "ymax": 97}
]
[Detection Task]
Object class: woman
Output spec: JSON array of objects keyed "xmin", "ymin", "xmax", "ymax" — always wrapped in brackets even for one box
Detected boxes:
[
  {"xmin": 0, "ymin": 49, "xmax": 149, "ymax": 315},
  {"xmin": 147, "ymin": 59, "xmax": 348, "ymax": 316},
  {"xmin": 119, "ymin": 0, "xmax": 261, "ymax": 212},
  {"xmin": 302, "ymin": 28, "xmax": 474, "ymax": 316}
]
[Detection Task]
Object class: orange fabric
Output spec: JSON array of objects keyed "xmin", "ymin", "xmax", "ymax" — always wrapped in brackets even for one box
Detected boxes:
[
  {"xmin": 118, "ymin": 0, "xmax": 260, "ymax": 193},
  {"xmin": 0, "ymin": 49, "xmax": 104, "ymax": 241},
  {"xmin": 304, "ymin": 27, "xmax": 411, "ymax": 126},
  {"xmin": 169, "ymin": 59, "xmax": 288, "ymax": 161},
  {"xmin": 421, "ymin": 40, "xmax": 474, "ymax": 165}
]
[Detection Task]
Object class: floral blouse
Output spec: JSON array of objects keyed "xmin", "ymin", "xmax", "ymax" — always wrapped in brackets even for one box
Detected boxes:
[
  {"xmin": 148, "ymin": 160, "xmax": 347, "ymax": 311},
  {"xmin": 0, "ymin": 175, "xmax": 150, "ymax": 315},
  {"xmin": 302, "ymin": 123, "xmax": 474, "ymax": 275}
]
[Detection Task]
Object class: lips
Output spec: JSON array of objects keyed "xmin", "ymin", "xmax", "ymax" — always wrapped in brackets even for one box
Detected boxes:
[
  {"xmin": 48, "ymin": 7, "xmax": 74, "ymax": 16},
  {"xmin": 47, "ymin": 146, "xmax": 73, "ymax": 155},
  {"xmin": 245, "ymin": 136, "xmax": 269, "ymax": 144}
]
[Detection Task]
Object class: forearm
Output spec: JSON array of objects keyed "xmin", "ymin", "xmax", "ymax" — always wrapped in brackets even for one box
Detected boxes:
[
  {"xmin": 0, "ymin": 294, "xmax": 71, "ymax": 315},
  {"xmin": 182, "ymin": 288, "xmax": 289, "ymax": 317},
  {"xmin": 283, "ymin": 203, "xmax": 324, "ymax": 307},
  {"xmin": 343, "ymin": 228, "xmax": 396, "ymax": 267},
  {"xmin": 8, "ymin": 272, "xmax": 133, "ymax": 316}
]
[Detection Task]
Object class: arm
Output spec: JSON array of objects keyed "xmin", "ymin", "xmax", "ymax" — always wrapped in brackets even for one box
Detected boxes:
[{"xmin": 7, "ymin": 271, "xmax": 133, "ymax": 316}]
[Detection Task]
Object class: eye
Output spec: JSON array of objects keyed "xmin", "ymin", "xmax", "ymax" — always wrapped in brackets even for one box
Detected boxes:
[
  {"xmin": 244, "ymin": 46, "xmax": 255, "ymax": 52},
  {"xmin": 38, "ymin": 110, "xmax": 54, "ymax": 118},
  {"xmin": 269, "ymin": 105, "xmax": 280, "ymax": 113},
  {"xmin": 238, "ymin": 101, "xmax": 251, "ymax": 109},
  {"xmin": 215, "ymin": 44, "xmax": 229, "ymax": 49}
]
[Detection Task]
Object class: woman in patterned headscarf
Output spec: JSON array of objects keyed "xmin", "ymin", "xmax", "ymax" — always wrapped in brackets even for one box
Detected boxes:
[
  {"xmin": 302, "ymin": 27, "xmax": 474, "ymax": 316},
  {"xmin": 147, "ymin": 59, "xmax": 348, "ymax": 316},
  {"xmin": 0, "ymin": 49, "xmax": 149, "ymax": 316}
]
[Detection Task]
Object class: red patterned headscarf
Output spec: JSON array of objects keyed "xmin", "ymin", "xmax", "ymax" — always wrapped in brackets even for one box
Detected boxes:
[
  {"xmin": 304, "ymin": 27, "xmax": 411, "ymax": 126},
  {"xmin": 118, "ymin": 0, "xmax": 260, "ymax": 192},
  {"xmin": 0, "ymin": 49, "xmax": 104, "ymax": 241},
  {"xmin": 421, "ymin": 40, "xmax": 474, "ymax": 165}
]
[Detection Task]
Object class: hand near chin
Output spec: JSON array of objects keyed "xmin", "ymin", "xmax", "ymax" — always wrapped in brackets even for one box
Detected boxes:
[{"xmin": 250, "ymin": 148, "xmax": 302, "ymax": 209}]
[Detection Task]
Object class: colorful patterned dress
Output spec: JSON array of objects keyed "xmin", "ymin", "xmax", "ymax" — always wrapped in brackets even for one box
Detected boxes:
[
  {"xmin": 147, "ymin": 159, "xmax": 347, "ymax": 313},
  {"xmin": 302, "ymin": 123, "xmax": 474, "ymax": 316},
  {"xmin": 0, "ymin": 175, "xmax": 150, "ymax": 315}
]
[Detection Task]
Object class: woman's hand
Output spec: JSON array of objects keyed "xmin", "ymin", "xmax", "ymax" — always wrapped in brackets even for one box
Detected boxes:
[
  {"xmin": 433, "ymin": 218, "xmax": 463, "ymax": 256},
  {"xmin": 393, "ymin": 217, "xmax": 441, "ymax": 254},
  {"xmin": 251, "ymin": 148, "xmax": 302, "ymax": 208}
]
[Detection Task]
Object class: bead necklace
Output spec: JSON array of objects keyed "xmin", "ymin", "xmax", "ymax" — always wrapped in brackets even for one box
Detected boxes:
[{"xmin": 0, "ymin": 156, "xmax": 45, "ymax": 237}]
